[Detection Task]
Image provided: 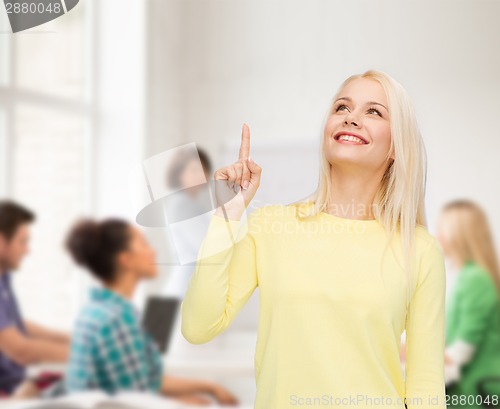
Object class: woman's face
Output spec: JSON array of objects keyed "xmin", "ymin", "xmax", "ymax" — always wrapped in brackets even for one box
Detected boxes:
[
  {"xmin": 323, "ymin": 77, "xmax": 394, "ymax": 172},
  {"xmin": 180, "ymin": 158, "xmax": 207, "ymax": 189},
  {"xmin": 120, "ymin": 226, "xmax": 158, "ymax": 280}
]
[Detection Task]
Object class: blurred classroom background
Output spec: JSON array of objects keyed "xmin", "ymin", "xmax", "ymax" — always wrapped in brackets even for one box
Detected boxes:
[{"xmin": 1, "ymin": 0, "xmax": 500, "ymax": 405}]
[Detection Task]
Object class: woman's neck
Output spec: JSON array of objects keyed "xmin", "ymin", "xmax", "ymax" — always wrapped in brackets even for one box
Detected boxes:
[
  {"xmin": 453, "ymin": 256, "xmax": 467, "ymax": 271},
  {"xmin": 328, "ymin": 166, "xmax": 383, "ymax": 220},
  {"xmin": 108, "ymin": 272, "xmax": 138, "ymax": 300}
]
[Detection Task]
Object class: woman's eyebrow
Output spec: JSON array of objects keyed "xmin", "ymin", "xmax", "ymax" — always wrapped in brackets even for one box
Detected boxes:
[
  {"xmin": 334, "ymin": 96, "xmax": 388, "ymax": 112},
  {"xmin": 368, "ymin": 101, "xmax": 388, "ymax": 111}
]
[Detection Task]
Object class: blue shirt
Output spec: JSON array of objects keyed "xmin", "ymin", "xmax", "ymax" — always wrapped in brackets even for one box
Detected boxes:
[
  {"xmin": 0, "ymin": 271, "xmax": 26, "ymax": 394},
  {"xmin": 65, "ymin": 287, "xmax": 163, "ymax": 394}
]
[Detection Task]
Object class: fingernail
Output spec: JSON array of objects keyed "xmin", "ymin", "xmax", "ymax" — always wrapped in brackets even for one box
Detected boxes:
[
  {"xmin": 248, "ymin": 156, "xmax": 253, "ymax": 163},
  {"xmin": 243, "ymin": 180, "xmax": 249, "ymax": 190}
]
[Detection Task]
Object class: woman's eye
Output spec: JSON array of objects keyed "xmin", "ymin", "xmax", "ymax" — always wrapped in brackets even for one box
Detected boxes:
[
  {"xmin": 335, "ymin": 104, "xmax": 349, "ymax": 112},
  {"xmin": 367, "ymin": 108, "xmax": 382, "ymax": 116}
]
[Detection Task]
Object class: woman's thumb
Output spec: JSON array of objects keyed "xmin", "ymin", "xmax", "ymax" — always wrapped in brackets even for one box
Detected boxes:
[{"xmin": 247, "ymin": 156, "xmax": 261, "ymax": 178}]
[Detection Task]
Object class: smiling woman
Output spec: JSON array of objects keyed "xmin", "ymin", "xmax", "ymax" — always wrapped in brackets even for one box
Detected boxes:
[
  {"xmin": 181, "ymin": 69, "xmax": 446, "ymax": 409},
  {"xmin": 325, "ymin": 77, "xmax": 394, "ymax": 178}
]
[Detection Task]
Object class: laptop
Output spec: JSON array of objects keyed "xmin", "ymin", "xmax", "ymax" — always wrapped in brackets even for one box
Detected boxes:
[{"xmin": 141, "ymin": 296, "xmax": 181, "ymax": 354}]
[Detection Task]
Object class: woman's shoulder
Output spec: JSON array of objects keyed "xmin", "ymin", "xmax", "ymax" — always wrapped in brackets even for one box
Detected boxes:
[
  {"xmin": 459, "ymin": 261, "xmax": 497, "ymax": 289},
  {"xmin": 412, "ymin": 224, "xmax": 443, "ymax": 254},
  {"xmin": 74, "ymin": 300, "xmax": 136, "ymax": 335},
  {"xmin": 454, "ymin": 262, "xmax": 500, "ymax": 309},
  {"xmin": 462, "ymin": 260, "xmax": 491, "ymax": 276}
]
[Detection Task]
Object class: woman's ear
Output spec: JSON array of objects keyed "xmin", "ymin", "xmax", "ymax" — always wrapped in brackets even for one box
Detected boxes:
[
  {"xmin": 0, "ymin": 235, "xmax": 5, "ymax": 263},
  {"xmin": 115, "ymin": 251, "xmax": 132, "ymax": 271}
]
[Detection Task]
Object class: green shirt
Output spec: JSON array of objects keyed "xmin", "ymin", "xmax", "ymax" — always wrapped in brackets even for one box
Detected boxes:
[{"xmin": 445, "ymin": 260, "xmax": 500, "ymax": 408}]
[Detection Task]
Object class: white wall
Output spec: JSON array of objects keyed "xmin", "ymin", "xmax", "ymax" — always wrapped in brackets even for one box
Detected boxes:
[{"xmin": 93, "ymin": 0, "xmax": 146, "ymax": 219}]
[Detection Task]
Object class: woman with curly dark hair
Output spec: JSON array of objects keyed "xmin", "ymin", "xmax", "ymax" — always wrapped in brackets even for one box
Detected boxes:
[{"xmin": 64, "ymin": 217, "xmax": 238, "ymax": 406}]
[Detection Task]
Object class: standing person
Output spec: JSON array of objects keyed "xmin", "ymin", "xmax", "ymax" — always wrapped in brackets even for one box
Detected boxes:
[
  {"xmin": 163, "ymin": 146, "xmax": 213, "ymax": 297},
  {"xmin": 64, "ymin": 217, "xmax": 239, "ymax": 406},
  {"xmin": 0, "ymin": 200, "xmax": 70, "ymax": 397},
  {"xmin": 181, "ymin": 70, "xmax": 447, "ymax": 409},
  {"xmin": 436, "ymin": 200, "xmax": 500, "ymax": 408}
]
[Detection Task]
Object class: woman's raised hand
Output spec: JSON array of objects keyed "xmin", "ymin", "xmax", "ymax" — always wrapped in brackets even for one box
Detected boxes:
[{"xmin": 213, "ymin": 123, "xmax": 262, "ymax": 220}]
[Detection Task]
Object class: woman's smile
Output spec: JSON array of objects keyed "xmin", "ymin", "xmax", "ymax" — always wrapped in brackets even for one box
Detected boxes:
[
  {"xmin": 333, "ymin": 131, "xmax": 369, "ymax": 145},
  {"xmin": 334, "ymin": 135, "xmax": 368, "ymax": 145}
]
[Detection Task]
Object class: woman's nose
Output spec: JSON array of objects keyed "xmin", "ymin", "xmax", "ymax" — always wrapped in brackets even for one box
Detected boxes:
[
  {"xmin": 344, "ymin": 119, "xmax": 358, "ymax": 127},
  {"xmin": 344, "ymin": 111, "xmax": 360, "ymax": 127}
]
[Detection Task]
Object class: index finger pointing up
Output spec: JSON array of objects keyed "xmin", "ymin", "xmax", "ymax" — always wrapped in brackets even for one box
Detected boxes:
[{"xmin": 239, "ymin": 123, "xmax": 251, "ymax": 161}]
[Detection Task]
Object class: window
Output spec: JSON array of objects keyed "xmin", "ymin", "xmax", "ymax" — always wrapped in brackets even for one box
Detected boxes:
[{"xmin": 0, "ymin": 2, "xmax": 95, "ymax": 329}]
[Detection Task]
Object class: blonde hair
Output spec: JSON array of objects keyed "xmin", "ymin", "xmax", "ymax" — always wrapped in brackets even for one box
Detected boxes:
[
  {"xmin": 290, "ymin": 69, "xmax": 428, "ymax": 312},
  {"xmin": 439, "ymin": 200, "xmax": 500, "ymax": 295}
]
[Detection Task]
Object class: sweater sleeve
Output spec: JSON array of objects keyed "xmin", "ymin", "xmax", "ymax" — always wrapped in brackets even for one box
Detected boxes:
[
  {"xmin": 405, "ymin": 236, "xmax": 447, "ymax": 409},
  {"xmin": 180, "ymin": 207, "xmax": 261, "ymax": 344}
]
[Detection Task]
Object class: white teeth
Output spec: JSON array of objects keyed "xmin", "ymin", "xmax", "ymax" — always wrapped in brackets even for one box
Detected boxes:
[{"xmin": 337, "ymin": 134, "xmax": 365, "ymax": 144}]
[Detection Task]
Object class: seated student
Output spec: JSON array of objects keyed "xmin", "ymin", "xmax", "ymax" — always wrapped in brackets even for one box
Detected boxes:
[
  {"xmin": 0, "ymin": 200, "xmax": 70, "ymax": 397},
  {"xmin": 64, "ymin": 217, "xmax": 239, "ymax": 406}
]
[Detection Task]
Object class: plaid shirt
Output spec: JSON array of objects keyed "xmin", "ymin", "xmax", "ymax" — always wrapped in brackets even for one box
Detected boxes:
[{"xmin": 65, "ymin": 287, "xmax": 163, "ymax": 394}]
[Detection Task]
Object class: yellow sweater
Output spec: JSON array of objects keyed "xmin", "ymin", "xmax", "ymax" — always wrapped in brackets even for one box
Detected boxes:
[{"xmin": 181, "ymin": 203, "xmax": 447, "ymax": 409}]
